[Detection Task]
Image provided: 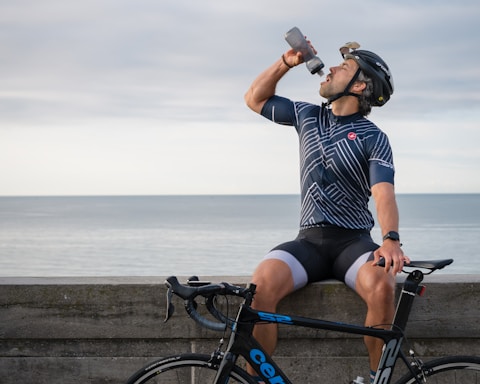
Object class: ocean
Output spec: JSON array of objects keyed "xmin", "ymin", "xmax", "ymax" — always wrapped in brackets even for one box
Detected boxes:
[{"xmin": 0, "ymin": 194, "xmax": 479, "ymax": 277}]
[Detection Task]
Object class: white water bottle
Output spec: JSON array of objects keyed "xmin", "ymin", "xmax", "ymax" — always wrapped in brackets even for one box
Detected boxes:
[
  {"xmin": 352, "ymin": 376, "xmax": 365, "ymax": 384},
  {"xmin": 284, "ymin": 27, "xmax": 324, "ymax": 75}
]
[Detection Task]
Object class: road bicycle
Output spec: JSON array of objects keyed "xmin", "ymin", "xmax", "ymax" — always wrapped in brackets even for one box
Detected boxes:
[{"xmin": 126, "ymin": 258, "xmax": 480, "ymax": 383}]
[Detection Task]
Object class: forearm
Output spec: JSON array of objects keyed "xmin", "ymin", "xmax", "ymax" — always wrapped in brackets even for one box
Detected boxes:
[
  {"xmin": 244, "ymin": 56, "xmax": 292, "ymax": 113},
  {"xmin": 371, "ymin": 182, "xmax": 408, "ymax": 273},
  {"xmin": 374, "ymin": 186, "xmax": 400, "ymax": 237}
]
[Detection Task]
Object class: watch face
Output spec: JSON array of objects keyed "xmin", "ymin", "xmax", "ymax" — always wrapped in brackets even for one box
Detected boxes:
[{"xmin": 384, "ymin": 231, "xmax": 400, "ymax": 241}]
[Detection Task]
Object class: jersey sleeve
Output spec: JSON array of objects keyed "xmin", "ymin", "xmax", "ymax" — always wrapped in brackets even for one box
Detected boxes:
[
  {"xmin": 260, "ymin": 95, "xmax": 296, "ymax": 126},
  {"xmin": 368, "ymin": 132, "xmax": 395, "ymax": 187}
]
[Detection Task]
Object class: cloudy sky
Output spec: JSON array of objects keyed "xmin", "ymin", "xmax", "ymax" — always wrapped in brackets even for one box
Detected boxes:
[{"xmin": 1, "ymin": 0, "xmax": 479, "ymax": 196}]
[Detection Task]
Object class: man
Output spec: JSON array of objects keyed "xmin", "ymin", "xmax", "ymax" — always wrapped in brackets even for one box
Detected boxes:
[{"xmin": 244, "ymin": 40, "xmax": 409, "ymax": 384}]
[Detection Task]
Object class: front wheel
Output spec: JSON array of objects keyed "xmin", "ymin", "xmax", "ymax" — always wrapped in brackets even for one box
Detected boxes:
[
  {"xmin": 396, "ymin": 355, "xmax": 480, "ymax": 383},
  {"xmin": 126, "ymin": 352, "xmax": 256, "ymax": 384}
]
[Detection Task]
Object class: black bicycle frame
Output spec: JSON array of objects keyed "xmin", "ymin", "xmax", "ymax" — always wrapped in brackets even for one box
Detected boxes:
[{"xmin": 213, "ymin": 269, "xmax": 425, "ymax": 384}]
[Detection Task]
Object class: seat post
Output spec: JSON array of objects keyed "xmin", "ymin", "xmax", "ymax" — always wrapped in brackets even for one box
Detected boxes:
[{"xmin": 392, "ymin": 270, "xmax": 425, "ymax": 331}]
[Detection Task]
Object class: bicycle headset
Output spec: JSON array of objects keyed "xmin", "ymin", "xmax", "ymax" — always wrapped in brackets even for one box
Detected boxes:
[{"xmin": 327, "ymin": 42, "xmax": 394, "ymax": 107}]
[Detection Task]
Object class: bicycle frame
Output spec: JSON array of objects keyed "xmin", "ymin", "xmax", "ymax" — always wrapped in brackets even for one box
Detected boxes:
[{"xmin": 213, "ymin": 269, "xmax": 426, "ymax": 384}]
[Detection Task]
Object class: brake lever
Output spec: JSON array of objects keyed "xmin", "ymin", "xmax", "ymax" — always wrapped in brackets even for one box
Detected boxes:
[{"xmin": 164, "ymin": 285, "xmax": 175, "ymax": 323}]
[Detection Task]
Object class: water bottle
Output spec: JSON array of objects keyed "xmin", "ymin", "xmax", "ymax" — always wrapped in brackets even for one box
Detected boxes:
[
  {"xmin": 352, "ymin": 376, "xmax": 365, "ymax": 384},
  {"xmin": 284, "ymin": 27, "xmax": 324, "ymax": 75}
]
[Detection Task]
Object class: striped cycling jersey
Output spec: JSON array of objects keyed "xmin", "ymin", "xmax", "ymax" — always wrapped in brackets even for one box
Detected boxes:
[{"xmin": 261, "ymin": 96, "xmax": 395, "ymax": 230}]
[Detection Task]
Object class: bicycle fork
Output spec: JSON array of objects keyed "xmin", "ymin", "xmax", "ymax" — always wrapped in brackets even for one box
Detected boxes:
[{"xmin": 211, "ymin": 304, "xmax": 253, "ymax": 384}]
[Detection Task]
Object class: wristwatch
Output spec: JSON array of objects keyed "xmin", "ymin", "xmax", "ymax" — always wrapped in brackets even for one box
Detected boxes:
[{"xmin": 383, "ymin": 231, "xmax": 400, "ymax": 242}]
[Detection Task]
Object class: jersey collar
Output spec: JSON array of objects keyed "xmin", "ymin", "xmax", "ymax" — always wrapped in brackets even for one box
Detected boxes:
[{"xmin": 330, "ymin": 111, "xmax": 363, "ymax": 125}]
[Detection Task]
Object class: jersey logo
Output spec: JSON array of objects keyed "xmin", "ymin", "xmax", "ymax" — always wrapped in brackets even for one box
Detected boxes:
[{"xmin": 347, "ymin": 132, "xmax": 357, "ymax": 140}]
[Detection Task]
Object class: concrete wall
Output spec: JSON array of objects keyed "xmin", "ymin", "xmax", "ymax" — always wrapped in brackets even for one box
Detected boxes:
[{"xmin": 1, "ymin": 274, "xmax": 479, "ymax": 384}]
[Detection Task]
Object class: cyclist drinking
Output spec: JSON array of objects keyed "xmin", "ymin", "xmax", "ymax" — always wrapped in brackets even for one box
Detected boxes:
[{"xmin": 244, "ymin": 40, "xmax": 410, "ymax": 384}]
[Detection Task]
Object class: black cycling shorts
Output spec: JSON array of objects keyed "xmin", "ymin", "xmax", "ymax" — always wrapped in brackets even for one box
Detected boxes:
[{"xmin": 270, "ymin": 226, "xmax": 379, "ymax": 288}]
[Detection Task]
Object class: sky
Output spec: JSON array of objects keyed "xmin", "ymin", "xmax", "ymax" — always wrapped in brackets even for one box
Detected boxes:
[{"xmin": 0, "ymin": 0, "xmax": 479, "ymax": 196}]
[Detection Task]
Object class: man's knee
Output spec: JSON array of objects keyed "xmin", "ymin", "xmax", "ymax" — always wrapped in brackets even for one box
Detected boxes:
[
  {"xmin": 251, "ymin": 259, "xmax": 295, "ymax": 308},
  {"xmin": 356, "ymin": 267, "xmax": 395, "ymax": 304},
  {"xmin": 369, "ymin": 276, "xmax": 395, "ymax": 305}
]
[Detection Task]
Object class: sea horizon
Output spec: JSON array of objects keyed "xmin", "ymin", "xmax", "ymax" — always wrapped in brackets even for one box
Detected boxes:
[{"xmin": 1, "ymin": 193, "xmax": 479, "ymax": 277}]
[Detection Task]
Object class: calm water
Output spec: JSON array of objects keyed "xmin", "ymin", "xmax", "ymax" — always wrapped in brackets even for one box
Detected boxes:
[{"xmin": 0, "ymin": 194, "xmax": 479, "ymax": 277}]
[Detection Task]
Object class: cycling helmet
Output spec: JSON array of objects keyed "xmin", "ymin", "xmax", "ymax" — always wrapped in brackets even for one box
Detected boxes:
[{"xmin": 328, "ymin": 42, "xmax": 394, "ymax": 106}]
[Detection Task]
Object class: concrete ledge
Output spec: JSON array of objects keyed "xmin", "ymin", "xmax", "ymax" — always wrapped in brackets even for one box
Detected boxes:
[{"xmin": 1, "ymin": 275, "xmax": 480, "ymax": 383}]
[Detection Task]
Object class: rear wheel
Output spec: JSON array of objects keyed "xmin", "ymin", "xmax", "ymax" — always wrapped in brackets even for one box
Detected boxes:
[
  {"xmin": 126, "ymin": 353, "xmax": 256, "ymax": 384},
  {"xmin": 396, "ymin": 355, "xmax": 480, "ymax": 383}
]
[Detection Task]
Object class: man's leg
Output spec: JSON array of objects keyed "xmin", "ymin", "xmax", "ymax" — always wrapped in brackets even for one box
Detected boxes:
[
  {"xmin": 355, "ymin": 262, "xmax": 396, "ymax": 372},
  {"xmin": 247, "ymin": 258, "xmax": 296, "ymax": 377}
]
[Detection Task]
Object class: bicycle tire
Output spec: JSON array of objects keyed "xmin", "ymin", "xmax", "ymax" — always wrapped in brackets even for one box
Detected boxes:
[
  {"xmin": 126, "ymin": 352, "xmax": 257, "ymax": 384},
  {"xmin": 395, "ymin": 355, "xmax": 480, "ymax": 384}
]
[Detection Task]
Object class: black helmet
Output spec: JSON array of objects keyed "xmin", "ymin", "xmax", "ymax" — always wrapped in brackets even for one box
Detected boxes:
[{"xmin": 340, "ymin": 42, "xmax": 394, "ymax": 106}]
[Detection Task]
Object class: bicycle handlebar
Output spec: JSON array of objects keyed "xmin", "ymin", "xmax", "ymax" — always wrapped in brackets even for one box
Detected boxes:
[{"xmin": 164, "ymin": 275, "xmax": 254, "ymax": 332}]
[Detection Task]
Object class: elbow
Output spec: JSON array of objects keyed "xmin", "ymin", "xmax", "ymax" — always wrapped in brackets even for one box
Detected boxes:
[{"xmin": 244, "ymin": 88, "xmax": 265, "ymax": 114}]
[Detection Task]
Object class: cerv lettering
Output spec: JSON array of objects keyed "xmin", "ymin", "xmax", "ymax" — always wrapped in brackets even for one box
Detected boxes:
[
  {"xmin": 374, "ymin": 338, "xmax": 403, "ymax": 384},
  {"xmin": 249, "ymin": 349, "xmax": 285, "ymax": 384}
]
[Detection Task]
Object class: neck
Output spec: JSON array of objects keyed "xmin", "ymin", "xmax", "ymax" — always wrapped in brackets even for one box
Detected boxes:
[{"xmin": 330, "ymin": 95, "xmax": 360, "ymax": 116}]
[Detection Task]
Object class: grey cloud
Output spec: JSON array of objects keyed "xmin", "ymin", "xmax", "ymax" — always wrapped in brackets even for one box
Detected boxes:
[{"xmin": 1, "ymin": 0, "xmax": 478, "ymax": 124}]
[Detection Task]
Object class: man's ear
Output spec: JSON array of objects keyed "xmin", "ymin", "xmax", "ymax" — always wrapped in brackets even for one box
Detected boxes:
[{"xmin": 352, "ymin": 81, "xmax": 367, "ymax": 93}]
